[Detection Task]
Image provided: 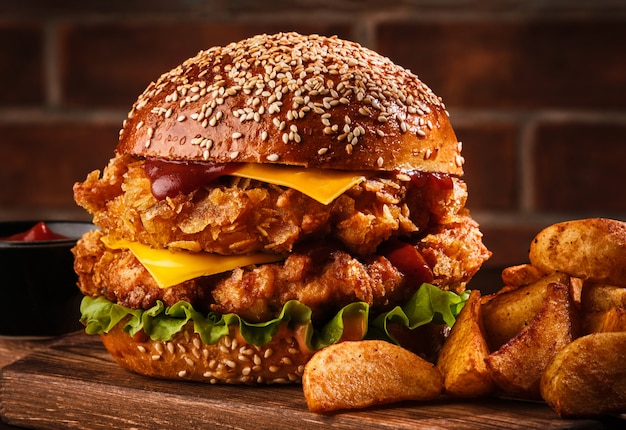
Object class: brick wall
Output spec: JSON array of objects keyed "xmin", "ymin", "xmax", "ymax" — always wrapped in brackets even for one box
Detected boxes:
[{"xmin": 2, "ymin": 1, "xmax": 626, "ymax": 291}]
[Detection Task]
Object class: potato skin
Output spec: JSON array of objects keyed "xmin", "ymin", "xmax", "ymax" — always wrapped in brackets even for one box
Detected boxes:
[
  {"xmin": 540, "ymin": 332, "xmax": 626, "ymax": 417},
  {"xmin": 437, "ymin": 290, "xmax": 494, "ymax": 397},
  {"xmin": 302, "ymin": 340, "xmax": 443, "ymax": 413},
  {"xmin": 485, "ymin": 282, "xmax": 578, "ymax": 399},
  {"xmin": 529, "ymin": 218, "xmax": 626, "ymax": 286}
]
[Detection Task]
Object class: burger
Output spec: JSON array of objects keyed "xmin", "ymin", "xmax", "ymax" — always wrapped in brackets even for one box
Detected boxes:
[{"xmin": 73, "ymin": 32, "xmax": 491, "ymax": 384}]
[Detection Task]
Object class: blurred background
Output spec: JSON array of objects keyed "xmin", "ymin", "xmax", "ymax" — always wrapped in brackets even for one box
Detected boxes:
[{"xmin": 1, "ymin": 0, "xmax": 625, "ymax": 291}]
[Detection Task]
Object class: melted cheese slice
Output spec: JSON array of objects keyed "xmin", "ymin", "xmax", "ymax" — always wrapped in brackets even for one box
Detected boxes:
[
  {"xmin": 232, "ymin": 164, "xmax": 367, "ymax": 205},
  {"xmin": 103, "ymin": 237, "xmax": 283, "ymax": 289}
]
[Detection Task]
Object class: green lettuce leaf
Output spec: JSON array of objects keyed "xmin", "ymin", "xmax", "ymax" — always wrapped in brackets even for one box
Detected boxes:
[{"xmin": 80, "ymin": 283, "xmax": 468, "ymax": 351}]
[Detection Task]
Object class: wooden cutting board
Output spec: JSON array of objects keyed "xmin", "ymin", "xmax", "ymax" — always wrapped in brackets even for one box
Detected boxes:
[{"xmin": 0, "ymin": 331, "xmax": 621, "ymax": 429}]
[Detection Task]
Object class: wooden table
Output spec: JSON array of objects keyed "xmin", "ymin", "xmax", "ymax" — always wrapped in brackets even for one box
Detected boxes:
[{"xmin": 1, "ymin": 331, "xmax": 624, "ymax": 429}]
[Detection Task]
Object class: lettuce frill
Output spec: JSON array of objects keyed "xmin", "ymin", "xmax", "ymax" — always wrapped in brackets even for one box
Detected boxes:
[{"xmin": 80, "ymin": 283, "xmax": 469, "ymax": 352}]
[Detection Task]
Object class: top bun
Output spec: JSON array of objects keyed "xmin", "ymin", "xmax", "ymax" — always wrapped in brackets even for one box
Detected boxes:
[{"xmin": 116, "ymin": 32, "xmax": 463, "ymax": 174}]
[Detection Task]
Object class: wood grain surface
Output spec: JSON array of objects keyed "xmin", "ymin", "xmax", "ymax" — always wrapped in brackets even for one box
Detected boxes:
[{"xmin": 0, "ymin": 332, "xmax": 623, "ymax": 429}]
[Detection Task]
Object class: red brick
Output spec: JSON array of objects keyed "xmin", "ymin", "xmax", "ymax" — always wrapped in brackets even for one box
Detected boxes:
[
  {"xmin": 454, "ymin": 122, "xmax": 519, "ymax": 211},
  {"xmin": 376, "ymin": 20, "xmax": 626, "ymax": 110},
  {"xmin": 0, "ymin": 123, "xmax": 119, "ymax": 210},
  {"xmin": 59, "ymin": 23, "xmax": 353, "ymax": 108},
  {"xmin": 533, "ymin": 122, "xmax": 626, "ymax": 213},
  {"xmin": 0, "ymin": 24, "xmax": 44, "ymax": 105}
]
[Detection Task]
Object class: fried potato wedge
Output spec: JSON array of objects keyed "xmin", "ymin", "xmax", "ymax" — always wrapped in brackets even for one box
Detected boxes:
[
  {"xmin": 485, "ymin": 282, "xmax": 578, "ymax": 399},
  {"xmin": 501, "ymin": 264, "xmax": 546, "ymax": 288},
  {"xmin": 481, "ymin": 272, "xmax": 570, "ymax": 350},
  {"xmin": 437, "ymin": 290, "xmax": 494, "ymax": 397},
  {"xmin": 529, "ymin": 218, "xmax": 626, "ymax": 286},
  {"xmin": 302, "ymin": 340, "xmax": 443, "ymax": 413},
  {"xmin": 581, "ymin": 283, "xmax": 626, "ymax": 312},
  {"xmin": 579, "ymin": 283, "xmax": 626, "ymax": 334},
  {"xmin": 540, "ymin": 332, "xmax": 626, "ymax": 417},
  {"xmin": 583, "ymin": 307, "xmax": 626, "ymax": 334}
]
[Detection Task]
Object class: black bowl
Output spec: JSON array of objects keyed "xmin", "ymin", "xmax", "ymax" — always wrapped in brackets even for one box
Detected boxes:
[{"xmin": 0, "ymin": 220, "xmax": 95, "ymax": 337}]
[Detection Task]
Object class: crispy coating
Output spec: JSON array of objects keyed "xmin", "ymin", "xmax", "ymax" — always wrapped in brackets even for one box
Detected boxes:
[{"xmin": 74, "ymin": 154, "xmax": 466, "ymax": 256}]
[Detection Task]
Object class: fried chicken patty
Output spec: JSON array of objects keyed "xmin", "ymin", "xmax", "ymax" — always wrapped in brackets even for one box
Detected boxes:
[
  {"xmin": 74, "ymin": 212, "xmax": 487, "ymax": 324},
  {"xmin": 74, "ymin": 154, "xmax": 468, "ymax": 256},
  {"xmin": 74, "ymin": 229, "xmax": 407, "ymax": 323}
]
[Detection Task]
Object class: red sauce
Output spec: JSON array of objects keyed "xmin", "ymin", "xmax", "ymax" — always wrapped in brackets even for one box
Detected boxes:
[
  {"xmin": 1, "ymin": 222, "xmax": 68, "ymax": 242},
  {"xmin": 142, "ymin": 158, "xmax": 240, "ymax": 200},
  {"xmin": 407, "ymin": 170, "xmax": 454, "ymax": 192},
  {"xmin": 380, "ymin": 239, "xmax": 434, "ymax": 285}
]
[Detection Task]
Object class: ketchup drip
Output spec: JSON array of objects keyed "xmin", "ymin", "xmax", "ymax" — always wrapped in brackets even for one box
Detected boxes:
[
  {"xmin": 407, "ymin": 170, "xmax": 454, "ymax": 192},
  {"xmin": 142, "ymin": 158, "xmax": 239, "ymax": 200}
]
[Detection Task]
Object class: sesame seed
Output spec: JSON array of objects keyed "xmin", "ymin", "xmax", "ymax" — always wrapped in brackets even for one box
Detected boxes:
[
  {"xmin": 269, "ymin": 365, "xmax": 280, "ymax": 373},
  {"xmin": 230, "ymin": 151, "xmax": 239, "ymax": 159},
  {"xmin": 416, "ymin": 128, "xmax": 426, "ymax": 137},
  {"xmin": 185, "ymin": 357, "xmax": 195, "ymax": 366},
  {"xmin": 178, "ymin": 370, "xmax": 188, "ymax": 378},
  {"xmin": 137, "ymin": 345, "xmax": 146, "ymax": 353},
  {"xmin": 377, "ymin": 156, "xmax": 384, "ymax": 167},
  {"xmin": 232, "ymin": 131, "xmax": 243, "ymax": 139},
  {"xmin": 151, "ymin": 354, "xmax": 161, "ymax": 361},
  {"xmin": 267, "ymin": 153, "xmax": 279, "ymax": 162},
  {"xmin": 154, "ymin": 342, "xmax": 164, "ymax": 354}
]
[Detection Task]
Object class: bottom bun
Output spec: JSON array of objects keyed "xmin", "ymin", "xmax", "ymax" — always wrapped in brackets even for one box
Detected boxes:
[{"xmin": 100, "ymin": 321, "xmax": 314, "ymax": 384}]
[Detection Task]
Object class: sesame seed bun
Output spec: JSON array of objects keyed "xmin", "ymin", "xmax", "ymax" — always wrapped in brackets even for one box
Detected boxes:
[
  {"xmin": 116, "ymin": 32, "xmax": 464, "ymax": 174},
  {"xmin": 101, "ymin": 322, "xmax": 311, "ymax": 385}
]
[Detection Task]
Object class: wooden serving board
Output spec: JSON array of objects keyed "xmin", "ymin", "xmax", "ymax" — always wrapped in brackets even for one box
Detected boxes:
[{"xmin": 0, "ymin": 332, "xmax": 622, "ymax": 429}]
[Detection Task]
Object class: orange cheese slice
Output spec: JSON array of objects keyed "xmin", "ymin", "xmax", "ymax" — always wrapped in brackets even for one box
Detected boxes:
[
  {"xmin": 232, "ymin": 164, "xmax": 367, "ymax": 205},
  {"xmin": 103, "ymin": 237, "xmax": 283, "ymax": 288}
]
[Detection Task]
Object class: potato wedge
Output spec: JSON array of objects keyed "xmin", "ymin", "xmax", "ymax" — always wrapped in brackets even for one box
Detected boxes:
[
  {"xmin": 481, "ymin": 272, "xmax": 570, "ymax": 350},
  {"xmin": 581, "ymin": 283, "xmax": 626, "ymax": 312},
  {"xmin": 540, "ymin": 332, "xmax": 626, "ymax": 417},
  {"xmin": 580, "ymin": 283, "xmax": 626, "ymax": 334},
  {"xmin": 529, "ymin": 218, "xmax": 626, "ymax": 286},
  {"xmin": 501, "ymin": 264, "xmax": 546, "ymax": 288},
  {"xmin": 486, "ymin": 282, "xmax": 578, "ymax": 399},
  {"xmin": 583, "ymin": 307, "xmax": 626, "ymax": 334},
  {"xmin": 302, "ymin": 340, "xmax": 443, "ymax": 413},
  {"xmin": 437, "ymin": 290, "xmax": 494, "ymax": 397}
]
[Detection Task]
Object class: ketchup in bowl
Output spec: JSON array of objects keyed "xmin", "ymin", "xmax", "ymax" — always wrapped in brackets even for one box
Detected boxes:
[{"xmin": 1, "ymin": 221, "xmax": 69, "ymax": 242}]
